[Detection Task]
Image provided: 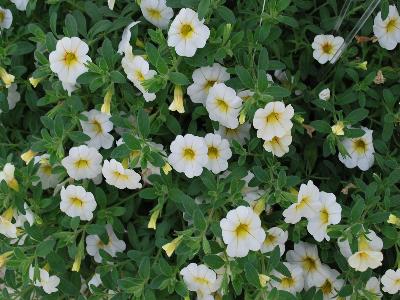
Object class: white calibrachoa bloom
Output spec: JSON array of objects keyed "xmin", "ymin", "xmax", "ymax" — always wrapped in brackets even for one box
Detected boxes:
[
  {"xmin": 365, "ymin": 277, "xmax": 382, "ymax": 298},
  {"xmin": 312, "ymin": 34, "xmax": 344, "ymax": 64},
  {"xmin": 10, "ymin": 0, "xmax": 29, "ymax": 11},
  {"xmin": 49, "ymin": 37, "xmax": 91, "ymax": 95},
  {"xmin": 316, "ymin": 265, "xmax": 345, "ymax": 300},
  {"xmin": 373, "ymin": 5, "xmax": 400, "ymax": 50},
  {"xmin": 60, "ymin": 185, "xmax": 97, "ymax": 221},
  {"xmin": 253, "ymin": 101, "xmax": 294, "ymax": 141},
  {"xmin": 307, "ymin": 191, "xmax": 342, "ymax": 242},
  {"xmin": 29, "ymin": 266, "xmax": 60, "ymax": 294},
  {"xmin": 204, "ymin": 133, "xmax": 232, "ymax": 174},
  {"xmin": 140, "ymin": 0, "xmax": 174, "ymax": 29},
  {"xmin": 240, "ymin": 171, "xmax": 265, "ymax": 205},
  {"xmin": 167, "ymin": 8, "xmax": 210, "ymax": 57},
  {"xmin": 102, "ymin": 159, "xmax": 142, "ymax": 189},
  {"xmin": 61, "ymin": 145, "xmax": 103, "ymax": 180},
  {"xmin": 168, "ymin": 134, "xmax": 208, "ymax": 178},
  {"xmin": 215, "ymin": 123, "xmax": 251, "ymax": 146},
  {"xmin": 338, "ymin": 127, "xmax": 375, "ymax": 171},
  {"xmin": 180, "ymin": 263, "xmax": 221, "ymax": 299},
  {"xmin": 283, "ymin": 180, "xmax": 321, "ymax": 224},
  {"xmin": 261, "ymin": 227, "xmax": 288, "ymax": 256},
  {"xmin": 318, "ymin": 88, "xmax": 331, "ymax": 101},
  {"xmin": 206, "ymin": 83, "xmax": 242, "ymax": 129},
  {"xmin": 0, "ymin": 83, "xmax": 20, "ymax": 114},
  {"xmin": 381, "ymin": 269, "xmax": 400, "ymax": 294},
  {"xmin": 187, "ymin": 63, "xmax": 230, "ymax": 105},
  {"xmin": 0, "ymin": 162, "xmax": 19, "ymax": 191},
  {"xmin": 0, "ymin": 209, "xmax": 17, "ymax": 239},
  {"xmin": 117, "ymin": 21, "xmax": 140, "ymax": 55},
  {"xmin": 80, "ymin": 109, "xmax": 114, "ymax": 149},
  {"xmin": 263, "ymin": 132, "xmax": 292, "ymax": 157},
  {"xmin": 270, "ymin": 262, "xmax": 304, "ymax": 295},
  {"xmin": 108, "ymin": 0, "xmax": 115, "ymax": 10},
  {"xmin": 86, "ymin": 224, "xmax": 126, "ymax": 263},
  {"xmin": 33, "ymin": 154, "xmax": 61, "ymax": 189},
  {"xmin": 0, "ymin": 7, "xmax": 12, "ymax": 30},
  {"xmin": 220, "ymin": 206, "xmax": 266, "ymax": 258}
]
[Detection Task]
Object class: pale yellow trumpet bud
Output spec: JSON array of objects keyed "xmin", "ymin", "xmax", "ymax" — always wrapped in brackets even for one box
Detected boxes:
[
  {"xmin": 21, "ymin": 150, "xmax": 37, "ymax": 164},
  {"xmin": 162, "ymin": 236, "xmax": 183, "ymax": 257},
  {"xmin": 0, "ymin": 67, "xmax": 15, "ymax": 88},
  {"xmin": 331, "ymin": 121, "xmax": 345, "ymax": 136},
  {"xmin": 169, "ymin": 85, "xmax": 184, "ymax": 113}
]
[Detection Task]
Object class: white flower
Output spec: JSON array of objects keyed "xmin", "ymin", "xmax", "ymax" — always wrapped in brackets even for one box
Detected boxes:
[
  {"xmin": 263, "ymin": 132, "xmax": 292, "ymax": 157},
  {"xmin": 60, "ymin": 185, "xmax": 97, "ymax": 221},
  {"xmin": 316, "ymin": 265, "xmax": 344, "ymax": 300},
  {"xmin": 49, "ymin": 37, "xmax": 91, "ymax": 92},
  {"xmin": 0, "ymin": 7, "xmax": 12, "ymax": 29},
  {"xmin": 220, "ymin": 206, "xmax": 266, "ymax": 258},
  {"xmin": 381, "ymin": 269, "xmax": 400, "ymax": 294},
  {"xmin": 0, "ymin": 83, "xmax": 20, "ymax": 114},
  {"xmin": 117, "ymin": 21, "xmax": 140, "ymax": 55},
  {"xmin": 168, "ymin": 134, "xmax": 208, "ymax": 178},
  {"xmin": 61, "ymin": 145, "xmax": 103, "ymax": 180},
  {"xmin": 0, "ymin": 163, "xmax": 19, "ymax": 191},
  {"xmin": 237, "ymin": 90, "xmax": 255, "ymax": 101},
  {"xmin": 108, "ymin": 0, "xmax": 115, "ymax": 10},
  {"xmin": 122, "ymin": 54, "xmax": 157, "ymax": 102},
  {"xmin": 140, "ymin": 0, "xmax": 174, "ymax": 29},
  {"xmin": 206, "ymin": 83, "xmax": 242, "ymax": 129},
  {"xmin": 365, "ymin": 277, "xmax": 382, "ymax": 298},
  {"xmin": 13, "ymin": 203, "xmax": 34, "ymax": 227},
  {"xmin": 204, "ymin": 133, "xmax": 232, "ymax": 174},
  {"xmin": 29, "ymin": 266, "xmax": 60, "ymax": 294},
  {"xmin": 33, "ymin": 154, "xmax": 61, "ymax": 189},
  {"xmin": 283, "ymin": 180, "xmax": 321, "ymax": 224},
  {"xmin": 338, "ymin": 127, "xmax": 374, "ymax": 171},
  {"xmin": 338, "ymin": 229, "xmax": 383, "ymax": 258},
  {"xmin": 187, "ymin": 63, "xmax": 230, "ymax": 104},
  {"xmin": 261, "ymin": 227, "xmax": 288, "ymax": 256},
  {"xmin": 240, "ymin": 171, "xmax": 265, "ymax": 205},
  {"xmin": 80, "ymin": 109, "xmax": 114, "ymax": 149},
  {"xmin": 286, "ymin": 242, "xmax": 326, "ymax": 288},
  {"xmin": 10, "ymin": 0, "xmax": 29, "ymax": 10},
  {"xmin": 61, "ymin": 81, "xmax": 78, "ymax": 96},
  {"xmin": 318, "ymin": 88, "xmax": 330, "ymax": 101},
  {"xmin": 307, "ymin": 192, "xmax": 342, "ymax": 242},
  {"xmin": 180, "ymin": 263, "xmax": 221, "ymax": 298},
  {"xmin": 312, "ymin": 35, "xmax": 344, "ymax": 64},
  {"xmin": 102, "ymin": 159, "xmax": 142, "ymax": 189},
  {"xmin": 270, "ymin": 262, "xmax": 304, "ymax": 295},
  {"xmin": 86, "ymin": 224, "xmax": 126, "ymax": 263},
  {"xmin": 253, "ymin": 101, "xmax": 294, "ymax": 141},
  {"xmin": 215, "ymin": 123, "xmax": 251, "ymax": 146},
  {"xmin": 373, "ymin": 5, "xmax": 400, "ymax": 50},
  {"xmin": 0, "ymin": 216, "xmax": 17, "ymax": 238},
  {"xmin": 167, "ymin": 8, "xmax": 210, "ymax": 57},
  {"xmin": 88, "ymin": 273, "xmax": 102, "ymax": 292}
]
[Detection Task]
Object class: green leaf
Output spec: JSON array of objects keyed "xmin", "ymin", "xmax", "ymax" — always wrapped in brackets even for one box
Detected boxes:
[
  {"xmin": 265, "ymin": 86, "xmax": 290, "ymax": 98},
  {"xmin": 345, "ymin": 108, "xmax": 369, "ymax": 124},
  {"xmin": 193, "ymin": 210, "xmax": 207, "ymax": 231},
  {"xmin": 235, "ymin": 66, "xmax": 253, "ymax": 89},
  {"xmin": 64, "ymin": 14, "xmax": 78, "ymax": 36},
  {"xmin": 137, "ymin": 109, "xmax": 150, "ymax": 138},
  {"xmin": 198, "ymin": 0, "xmax": 210, "ymax": 19},
  {"xmin": 145, "ymin": 43, "xmax": 168, "ymax": 74},
  {"xmin": 351, "ymin": 198, "xmax": 365, "ymax": 221},
  {"xmin": 169, "ymin": 72, "xmax": 190, "ymax": 85},
  {"xmin": 244, "ymin": 262, "xmax": 260, "ymax": 288},
  {"xmin": 204, "ymin": 255, "xmax": 225, "ymax": 269},
  {"xmin": 36, "ymin": 239, "xmax": 56, "ymax": 258},
  {"xmin": 310, "ymin": 120, "xmax": 331, "ymax": 133},
  {"xmin": 68, "ymin": 131, "xmax": 90, "ymax": 143}
]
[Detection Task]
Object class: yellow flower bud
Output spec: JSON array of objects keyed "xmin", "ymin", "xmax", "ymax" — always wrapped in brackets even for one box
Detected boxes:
[
  {"xmin": 101, "ymin": 88, "xmax": 113, "ymax": 115},
  {"xmin": 0, "ymin": 67, "xmax": 15, "ymax": 88},
  {"xmin": 135, "ymin": 38, "xmax": 145, "ymax": 49},
  {"xmin": 0, "ymin": 251, "xmax": 13, "ymax": 268},
  {"xmin": 258, "ymin": 274, "xmax": 270, "ymax": 287},
  {"xmin": 331, "ymin": 121, "xmax": 345, "ymax": 136},
  {"xmin": 162, "ymin": 162, "xmax": 172, "ymax": 175},
  {"xmin": 357, "ymin": 61, "xmax": 368, "ymax": 71},
  {"xmin": 29, "ymin": 77, "xmax": 43, "ymax": 88},
  {"xmin": 148, "ymin": 209, "xmax": 160, "ymax": 230},
  {"xmin": 162, "ymin": 236, "xmax": 183, "ymax": 257},
  {"xmin": 239, "ymin": 111, "xmax": 246, "ymax": 125},
  {"xmin": 388, "ymin": 214, "xmax": 400, "ymax": 226},
  {"xmin": 253, "ymin": 198, "xmax": 266, "ymax": 215},
  {"xmin": 72, "ymin": 256, "xmax": 81, "ymax": 272},
  {"xmin": 21, "ymin": 150, "xmax": 37, "ymax": 164},
  {"xmin": 169, "ymin": 85, "xmax": 184, "ymax": 114},
  {"xmin": 8, "ymin": 178, "xmax": 19, "ymax": 192}
]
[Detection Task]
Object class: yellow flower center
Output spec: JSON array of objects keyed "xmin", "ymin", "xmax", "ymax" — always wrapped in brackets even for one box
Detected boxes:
[
  {"xmin": 91, "ymin": 119, "xmax": 103, "ymax": 134},
  {"xmin": 266, "ymin": 112, "xmax": 280, "ymax": 124},
  {"xmin": 204, "ymin": 80, "xmax": 216, "ymax": 91},
  {"xmin": 358, "ymin": 236, "xmax": 370, "ymax": 251},
  {"xmin": 113, "ymin": 171, "xmax": 129, "ymax": 181},
  {"xmin": 302, "ymin": 256, "xmax": 317, "ymax": 272},
  {"xmin": 0, "ymin": 11, "xmax": 5, "ymax": 23},
  {"xmin": 64, "ymin": 52, "xmax": 78, "ymax": 66},
  {"xmin": 353, "ymin": 139, "xmax": 367, "ymax": 154},
  {"xmin": 295, "ymin": 196, "xmax": 310, "ymax": 210},
  {"xmin": 235, "ymin": 223, "xmax": 250, "ymax": 238},
  {"xmin": 264, "ymin": 234, "xmax": 277, "ymax": 245},
  {"xmin": 135, "ymin": 70, "xmax": 145, "ymax": 81},
  {"xmin": 321, "ymin": 42, "xmax": 334, "ymax": 55},
  {"xmin": 147, "ymin": 8, "xmax": 162, "ymax": 20},
  {"xmin": 224, "ymin": 127, "xmax": 239, "ymax": 137},
  {"xmin": 41, "ymin": 164, "xmax": 53, "ymax": 176},
  {"xmin": 183, "ymin": 148, "xmax": 196, "ymax": 161},
  {"xmin": 193, "ymin": 276, "xmax": 210, "ymax": 285},
  {"xmin": 320, "ymin": 208, "xmax": 329, "ymax": 224},
  {"xmin": 386, "ymin": 18, "xmax": 398, "ymax": 33},
  {"xmin": 70, "ymin": 197, "xmax": 83, "ymax": 207},
  {"xmin": 216, "ymin": 98, "xmax": 229, "ymax": 113},
  {"xmin": 74, "ymin": 159, "xmax": 90, "ymax": 169},
  {"xmin": 321, "ymin": 279, "xmax": 333, "ymax": 294},
  {"xmin": 270, "ymin": 136, "xmax": 280, "ymax": 145},
  {"xmin": 180, "ymin": 23, "xmax": 194, "ymax": 38},
  {"xmin": 281, "ymin": 276, "xmax": 295, "ymax": 288},
  {"xmin": 208, "ymin": 146, "xmax": 220, "ymax": 159}
]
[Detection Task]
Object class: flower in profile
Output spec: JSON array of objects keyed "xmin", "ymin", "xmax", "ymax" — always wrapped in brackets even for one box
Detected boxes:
[
  {"xmin": 187, "ymin": 63, "xmax": 230, "ymax": 105},
  {"xmin": 0, "ymin": 67, "xmax": 15, "ymax": 88},
  {"xmin": 338, "ymin": 127, "xmax": 375, "ymax": 171},
  {"xmin": 374, "ymin": 70, "xmax": 385, "ymax": 84},
  {"xmin": 316, "ymin": 265, "xmax": 344, "ymax": 299},
  {"xmin": 0, "ymin": 208, "xmax": 17, "ymax": 238},
  {"xmin": 318, "ymin": 88, "xmax": 330, "ymax": 101},
  {"xmin": 253, "ymin": 101, "xmax": 294, "ymax": 141},
  {"xmin": 167, "ymin": 8, "xmax": 210, "ymax": 57},
  {"xmin": 261, "ymin": 227, "xmax": 288, "ymax": 256},
  {"xmin": 206, "ymin": 83, "xmax": 242, "ymax": 129},
  {"xmin": 0, "ymin": 84, "xmax": 20, "ymax": 114},
  {"xmin": 263, "ymin": 132, "xmax": 292, "ymax": 157},
  {"xmin": 168, "ymin": 134, "xmax": 208, "ymax": 178},
  {"xmin": 140, "ymin": 0, "xmax": 174, "ymax": 29},
  {"xmin": 60, "ymin": 185, "xmax": 97, "ymax": 221},
  {"xmin": 169, "ymin": 85, "xmax": 185, "ymax": 113},
  {"xmin": 21, "ymin": 150, "xmax": 37, "ymax": 165},
  {"xmin": 61, "ymin": 145, "xmax": 103, "ymax": 180},
  {"xmin": 220, "ymin": 206, "xmax": 266, "ymax": 257},
  {"xmin": 10, "ymin": 0, "xmax": 29, "ymax": 11},
  {"xmin": 373, "ymin": 5, "xmax": 400, "ymax": 50},
  {"xmin": 102, "ymin": 159, "xmax": 142, "ymax": 189},
  {"xmin": 108, "ymin": 0, "xmax": 115, "ymax": 10},
  {"xmin": 80, "ymin": 109, "xmax": 114, "ymax": 150},
  {"xmin": 215, "ymin": 123, "xmax": 251, "ymax": 146},
  {"xmin": 162, "ymin": 236, "xmax": 183, "ymax": 257},
  {"xmin": 381, "ymin": 269, "xmax": 400, "ymax": 294},
  {"xmin": 204, "ymin": 133, "xmax": 232, "ymax": 174},
  {"xmin": 0, "ymin": 7, "xmax": 12, "ymax": 30},
  {"xmin": 312, "ymin": 34, "xmax": 344, "ymax": 64},
  {"xmin": 33, "ymin": 154, "xmax": 61, "ymax": 189},
  {"xmin": 270, "ymin": 262, "xmax": 304, "ymax": 295},
  {"xmin": 0, "ymin": 163, "xmax": 19, "ymax": 191},
  {"xmin": 331, "ymin": 121, "xmax": 345, "ymax": 136},
  {"xmin": 117, "ymin": 21, "xmax": 140, "ymax": 55},
  {"xmin": 365, "ymin": 277, "xmax": 382, "ymax": 298},
  {"xmin": 29, "ymin": 266, "xmax": 60, "ymax": 294}
]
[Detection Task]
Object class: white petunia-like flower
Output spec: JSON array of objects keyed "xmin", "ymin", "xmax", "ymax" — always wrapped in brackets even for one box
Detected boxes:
[
  {"xmin": 215, "ymin": 123, "xmax": 251, "ymax": 146},
  {"xmin": 204, "ymin": 133, "xmax": 232, "ymax": 174},
  {"xmin": 338, "ymin": 127, "xmax": 375, "ymax": 171},
  {"xmin": 168, "ymin": 134, "xmax": 208, "ymax": 178},
  {"xmin": 237, "ymin": 90, "xmax": 255, "ymax": 101},
  {"xmin": 253, "ymin": 101, "xmax": 294, "ymax": 141},
  {"xmin": 0, "ymin": 210, "xmax": 17, "ymax": 239},
  {"xmin": 167, "ymin": 8, "xmax": 210, "ymax": 57},
  {"xmin": 220, "ymin": 206, "xmax": 266, "ymax": 258},
  {"xmin": 283, "ymin": 180, "xmax": 321, "ymax": 224},
  {"xmin": 80, "ymin": 109, "xmax": 114, "ymax": 150},
  {"xmin": 263, "ymin": 132, "xmax": 292, "ymax": 157},
  {"xmin": 88, "ymin": 273, "xmax": 102, "ymax": 292},
  {"xmin": 0, "ymin": 7, "xmax": 12, "ymax": 30},
  {"xmin": 261, "ymin": 227, "xmax": 288, "ymax": 256},
  {"xmin": 270, "ymin": 262, "xmax": 304, "ymax": 295},
  {"xmin": 117, "ymin": 21, "xmax": 140, "ymax": 55},
  {"xmin": 60, "ymin": 185, "xmax": 97, "ymax": 221},
  {"xmin": 180, "ymin": 263, "xmax": 221, "ymax": 299},
  {"xmin": 365, "ymin": 277, "xmax": 382, "ymax": 298},
  {"xmin": 206, "ymin": 83, "xmax": 242, "ymax": 129},
  {"xmin": 49, "ymin": 37, "xmax": 91, "ymax": 93},
  {"xmin": 10, "ymin": 0, "xmax": 29, "ymax": 11},
  {"xmin": 286, "ymin": 242, "xmax": 326, "ymax": 288},
  {"xmin": 316, "ymin": 265, "xmax": 344, "ymax": 300},
  {"xmin": 373, "ymin": 5, "xmax": 400, "ymax": 50},
  {"xmin": 381, "ymin": 269, "xmax": 400, "ymax": 294},
  {"xmin": 61, "ymin": 145, "xmax": 103, "ymax": 180},
  {"xmin": 86, "ymin": 224, "xmax": 126, "ymax": 263},
  {"xmin": 29, "ymin": 266, "xmax": 60, "ymax": 294},
  {"xmin": 0, "ymin": 83, "xmax": 20, "ymax": 114},
  {"xmin": 312, "ymin": 35, "xmax": 344, "ymax": 64},
  {"xmin": 240, "ymin": 171, "xmax": 265, "ymax": 205},
  {"xmin": 187, "ymin": 63, "xmax": 230, "ymax": 105},
  {"xmin": 102, "ymin": 159, "xmax": 142, "ymax": 189},
  {"xmin": 140, "ymin": 0, "xmax": 174, "ymax": 29},
  {"xmin": 307, "ymin": 191, "xmax": 342, "ymax": 242},
  {"xmin": 33, "ymin": 154, "xmax": 61, "ymax": 189},
  {"xmin": 108, "ymin": 0, "xmax": 115, "ymax": 10},
  {"xmin": 318, "ymin": 88, "xmax": 331, "ymax": 101},
  {"xmin": 0, "ymin": 163, "xmax": 19, "ymax": 191}
]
